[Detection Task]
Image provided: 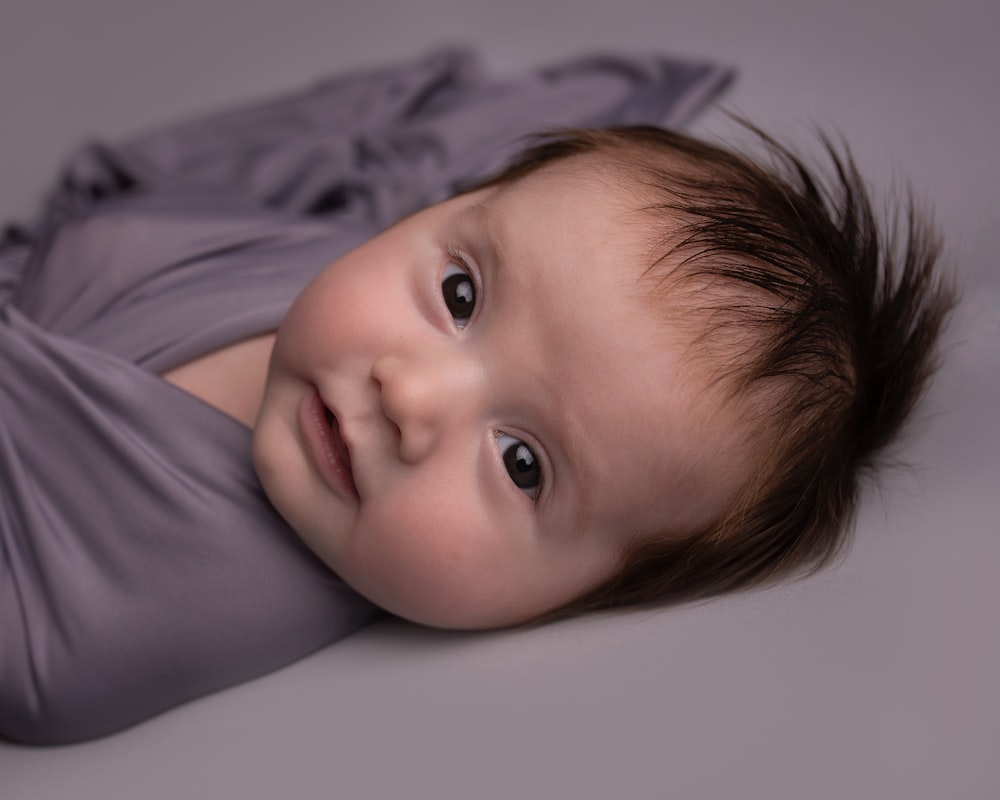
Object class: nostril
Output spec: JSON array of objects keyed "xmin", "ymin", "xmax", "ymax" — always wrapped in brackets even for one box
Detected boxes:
[
  {"xmin": 371, "ymin": 359, "xmax": 404, "ymax": 442},
  {"xmin": 385, "ymin": 413, "xmax": 403, "ymax": 445},
  {"xmin": 371, "ymin": 352, "xmax": 449, "ymax": 464}
]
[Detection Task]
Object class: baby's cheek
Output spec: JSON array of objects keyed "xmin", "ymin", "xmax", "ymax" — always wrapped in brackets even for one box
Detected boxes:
[{"xmin": 348, "ymin": 492, "xmax": 507, "ymax": 625}]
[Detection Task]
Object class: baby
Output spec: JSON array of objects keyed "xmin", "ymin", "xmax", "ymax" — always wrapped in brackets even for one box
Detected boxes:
[
  {"xmin": 242, "ymin": 125, "xmax": 950, "ymax": 629},
  {"xmin": 0, "ymin": 117, "xmax": 953, "ymax": 744}
]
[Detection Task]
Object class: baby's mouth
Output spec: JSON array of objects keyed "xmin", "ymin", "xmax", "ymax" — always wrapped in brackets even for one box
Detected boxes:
[
  {"xmin": 324, "ymin": 406, "xmax": 352, "ymax": 470},
  {"xmin": 308, "ymin": 390, "xmax": 358, "ymax": 498}
]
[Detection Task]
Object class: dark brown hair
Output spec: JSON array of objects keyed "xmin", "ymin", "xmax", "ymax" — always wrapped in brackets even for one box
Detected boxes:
[{"xmin": 473, "ymin": 125, "xmax": 955, "ymax": 623}]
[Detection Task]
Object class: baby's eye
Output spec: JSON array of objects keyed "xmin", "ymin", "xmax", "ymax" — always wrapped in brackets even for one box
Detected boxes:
[
  {"xmin": 497, "ymin": 433, "xmax": 541, "ymax": 499},
  {"xmin": 441, "ymin": 262, "xmax": 476, "ymax": 328}
]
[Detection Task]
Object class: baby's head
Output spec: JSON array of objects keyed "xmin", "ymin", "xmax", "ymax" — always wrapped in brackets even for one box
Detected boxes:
[{"xmin": 252, "ymin": 125, "xmax": 953, "ymax": 629}]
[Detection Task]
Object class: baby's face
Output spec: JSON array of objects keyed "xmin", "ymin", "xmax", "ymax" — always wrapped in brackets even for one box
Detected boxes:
[{"xmin": 253, "ymin": 160, "xmax": 743, "ymax": 628}]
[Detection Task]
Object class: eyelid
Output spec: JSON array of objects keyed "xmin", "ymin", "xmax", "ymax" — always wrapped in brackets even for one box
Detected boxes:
[
  {"xmin": 493, "ymin": 428, "xmax": 550, "ymax": 506},
  {"xmin": 440, "ymin": 245, "xmax": 482, "ymax": 330}
]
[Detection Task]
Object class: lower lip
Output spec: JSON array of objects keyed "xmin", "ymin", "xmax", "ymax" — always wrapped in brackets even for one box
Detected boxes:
[{"xmin": 299, "ymin": 388, "xmax": 359, "ymax": 499}]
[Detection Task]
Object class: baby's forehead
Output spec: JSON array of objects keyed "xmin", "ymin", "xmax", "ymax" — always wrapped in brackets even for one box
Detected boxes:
[
  {"xmin": 477, "ymin": 151, "xmax": 735, "ymax": 379},
  {"xmin": 509, "ymin": 152, "xmax": 697, "ymax": 264},
  {"xmin": 500, "ymin": 148, "xmax": 662, "ymax": 207},
  {"xmin": 490, "ymin": 154, "xmax": 680, "ymax": 256},
  {"xmin": 527, "ymin": 155, "xmax": 767, "ymax": 365},
  {"xmin": 461, "ymin": 171, "xmax": 747, "ymax": 543}
]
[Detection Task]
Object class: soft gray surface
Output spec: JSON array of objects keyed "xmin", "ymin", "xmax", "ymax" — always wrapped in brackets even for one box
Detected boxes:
[{"xmin": 1, "ymin": 1, "xmax": 997, "ymax": 798}]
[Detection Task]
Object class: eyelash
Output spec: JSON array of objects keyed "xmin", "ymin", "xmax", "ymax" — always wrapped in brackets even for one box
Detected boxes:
[
  {"xmin": 440, "ymin": 246, "xmax": 479, "ymax": 330},
  {"xmin": 439, "ymin": 246, "xmax": 546, "ymax": 503}
]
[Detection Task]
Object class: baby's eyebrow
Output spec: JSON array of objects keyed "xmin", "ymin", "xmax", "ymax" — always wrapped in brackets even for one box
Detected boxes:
[
  {"xmin": 461, "ymin": 201, "xmax": 500, "ymax": 231},
  {"xmin": 459, "ymin": 202, "xmax": 508, "ymax": 279}
]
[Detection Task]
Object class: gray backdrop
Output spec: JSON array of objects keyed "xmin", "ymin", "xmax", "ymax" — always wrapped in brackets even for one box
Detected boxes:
[{"xmin": 2, "ymin": 1, "xmax": 998, "ymax": 798}]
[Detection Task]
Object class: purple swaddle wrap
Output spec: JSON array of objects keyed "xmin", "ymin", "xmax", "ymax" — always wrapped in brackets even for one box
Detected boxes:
[{"xmin": 0, "ymin": 49, "xmax": 733, "ymax": 744}]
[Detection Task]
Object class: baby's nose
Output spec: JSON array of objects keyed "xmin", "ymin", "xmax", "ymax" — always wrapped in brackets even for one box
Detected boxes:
[{"xmin": 371, "ymin": 352, "xmax": 481, "ymax": 463}]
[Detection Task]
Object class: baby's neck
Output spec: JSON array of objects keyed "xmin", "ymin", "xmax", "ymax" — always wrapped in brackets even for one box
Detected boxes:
[{"xmin": 160, "ymin": 333, "xmax": 276, "ymax": 428}]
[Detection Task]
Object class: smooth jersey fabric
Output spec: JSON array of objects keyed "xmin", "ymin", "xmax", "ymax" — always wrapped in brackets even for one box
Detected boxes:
[{"xmin": 0, "ymin": 49, "xmax": 733, "ymax": 744}]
